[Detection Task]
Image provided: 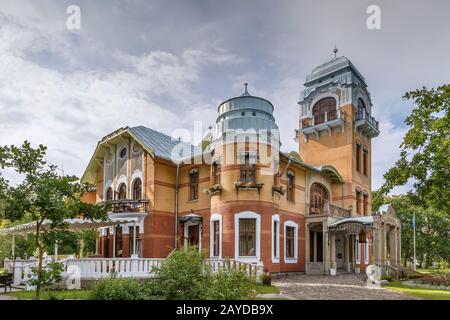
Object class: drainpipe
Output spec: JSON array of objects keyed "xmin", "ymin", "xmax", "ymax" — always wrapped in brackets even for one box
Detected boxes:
[{"xmin": 174, "ymin": 163, "xmax": 180, "ymax": 249}]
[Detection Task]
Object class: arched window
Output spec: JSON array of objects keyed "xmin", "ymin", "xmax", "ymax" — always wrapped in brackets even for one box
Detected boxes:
[
  {"xmin": 355, "ymin": 187, "xmax": 362, "ymax": 215},
  {"xmin": 312, "ymin": 97, "xmax": 337, "ymax": 124},
  {"xmin": 309, "ymin": 183, "xmax": 329, "ymax": 214},
  {"xmin": 357, "ymin": 98, "xmax": 366, "ymax": 120},
  {"xmin": 118, "ymin": 183, "xmax": 127, "ymax": 200},
  {"xmin": 133, "ymin": 178, "xmax": 142, "ymax": 200},
  {"xmin": 106, "ymin": 187, "xmax": 113, "ymax": 201}
]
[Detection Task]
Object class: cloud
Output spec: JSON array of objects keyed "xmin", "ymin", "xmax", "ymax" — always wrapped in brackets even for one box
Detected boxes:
[{"xmin": 0, "ymin": 13, "xmax": 237, "ymax": 181}]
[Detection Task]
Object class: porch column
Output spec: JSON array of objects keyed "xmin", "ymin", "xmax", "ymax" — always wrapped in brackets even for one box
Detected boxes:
[
  {"xmin": 380, "ymin": 225, "xmax": 386, "ymax": 265},
  {"xmin": 305, "ymin": 223, "xmax": 310, "ymax": 272},
  {"xmin": 390, "ymin": 228, "xmax": 397, "ymax": 266},
  {"xmin": 95, "ymin": 230, "xmax": 99, "ymax": 255},
  {"xmin": 344, "ymin": 234, "xmax": 350, "ymax": 272},
  {"xmin": 330, "ymin": 232, "xmax": 336, "ymax": 271},
  {"xmin": 313, "ymin": 231, "xmax": 317, "ymax": 262},
  {"xmin": 54, "ymin": 241, "xmax": 58, "ymax": 261},
  {"xmin": 132, "ymin": 222, "xmax": 137, "ymax": 257},
  {"xmin": 112, "ymin": 226, "xmax": 116, "ymax": 258},
  {"xmin": 323, "ymin": 222, "xmax": 329, "ymax": 274}
]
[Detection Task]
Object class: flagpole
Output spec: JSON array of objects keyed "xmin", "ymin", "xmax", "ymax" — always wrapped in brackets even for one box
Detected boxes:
[{"xmin": 413, "ymin": 212, "xmax": 416, "ymax": 271}]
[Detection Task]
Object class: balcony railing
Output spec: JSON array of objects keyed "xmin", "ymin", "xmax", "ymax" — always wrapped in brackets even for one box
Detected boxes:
[
  {"xmin": 300, "ymin": 110, "xmax": 344, "ymax": 129},
  {"xmin": 105, "ymin": 199, "xmax": 150, "ymax": 214},
  {"xmin": 355, "ymin": 110, "xmax": 379, "ymax": 131},
  {"xmin": 307, "ymin": 201, "xmax": 351, "ymax": 218}
]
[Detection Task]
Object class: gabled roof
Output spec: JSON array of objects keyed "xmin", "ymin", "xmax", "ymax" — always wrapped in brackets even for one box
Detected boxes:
[
  {"xmin": 279, "ymin": 152, "xmax": 344, "ymax": 183},
  {"xmin": 81, "ymin": 126, "xmax": 200, "ymax": 184}
]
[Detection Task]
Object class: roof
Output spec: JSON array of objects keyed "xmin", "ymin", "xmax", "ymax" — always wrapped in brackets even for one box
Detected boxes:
[
  {"xmin": 328, "ymin": 216, "xmax": 374, "ymax": 228},
  {"xmin": 129, "ymin": 126, "xmax": 199, "ymax": 162},
  {"xmin": 81, "ymin": 126, "xmax": 201, "ymax": 183},
  {"xmin": 0, "ymin": 217, "xmax": 140, "ymax": 235},
  {"xmin": 305, "ymin": 56, "xmax": 366, "ymax": 86},
  {"xmin": 279, "ymin": 152, "xmax": 344, "ymax": 183}
]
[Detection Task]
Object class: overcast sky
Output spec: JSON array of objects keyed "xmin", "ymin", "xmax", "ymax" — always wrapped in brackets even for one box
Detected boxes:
[{"xmin": 0, "ymin": 0, "xmax": 449, "ymax": 193}]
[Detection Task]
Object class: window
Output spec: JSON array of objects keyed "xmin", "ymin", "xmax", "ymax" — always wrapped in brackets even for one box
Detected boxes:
[
  {"xmin": 119, "ymin": 147, "xmax": 127, "ymax": 159},
  {"xmin": 189, "ymin": 169, "xmax": 199, "ymax": 201},
  {"xmin": 239, "ymin": 219, "xmax": 256, "ymax": 256},
  {"xmin": 309, "ymin": 183, "xmax": 329, "ymax": 214},
  {"xmin": 284, "ymin": 221, "xmax": 298, "ymax": 262},
  {"xmin": 286, "ymin": 171, "xmax": 295, "ymax": 202},
  {"xmin": 210, "ymin": 214, "xmax": 222, "ymax": 258},
  {"xmin": 363, "ymin": 148, "xmax": 368, "ymax": 175},
  {"xmin": 213, "ymin": 160, "xmax": 221, "ymax": 185},
  {"xmin": 356, "ymin": 189, "xmax": 361, "ymax": 214},
  {"xmin": 240, "ymin": 152, "xmax": 256, "ymax": 184},
  {"xmin": 357, "ymin": 98, "xmax": 366, "ymax": 120},
  {"xmin": 241, "ymin": 112, "xmax": 245, "ymax": 116},
  {"xmin": 118, "ymin": 183, "xmax": 127, "ymax": 200},
  {"xmin": 272, "ymin": 215, "xmax": 280, "ymax": 263},
  {"xmin": 356, "ymin": 143, "xmax": 361, "ymax": 172},
  {"xmin": 252, "ymin": 112, "xmax": 256, "ymax": 116},
  {"xmin": 363, "ymin": 193, "xmax": 368, "ymax": 215},
  {"xmin": 235, "ymin": 212, "xmax": 260, "ymax": 261},
  {"xmin": 106, "ymin": 187, "xmax": 113, "ymax": 201},
  {"xmin": 129, "ymin": 225, "xmax": 141, "ymax": 257},
  {"xmin": 132, "ymin": 178, "xmax": 142, "ymax": 200},
  {"xmin": 312, "ymin": 97, "xmax": 337, "ymax": 124}
]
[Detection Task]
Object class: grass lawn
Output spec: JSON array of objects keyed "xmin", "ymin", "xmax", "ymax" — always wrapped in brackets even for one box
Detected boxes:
[
  {"xmin": 7, "ymin": 290, "xmax": 92, "ymax": 300},
  {"xmin": 385, "ymin": 281, "xmax": 450, "ymax": 300},
  {"xmin": 417, "ymin": 268, "xmax": 450, "ymax": 275},
  {"xmin": 6, "ymin": 284, "xmax": 279, "ymax": 300},
  {"xmin": 253, "ymin": 283, "xmax": 280, "ymax": 294}
]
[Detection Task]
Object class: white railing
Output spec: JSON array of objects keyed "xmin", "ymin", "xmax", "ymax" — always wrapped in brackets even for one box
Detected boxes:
[
  {"xmin": 203, "ymin": 259, "xmax": 264, "ymax": 277},
  {"xmin": 4, "ymin": 257, "xmax": 264, "ymax": 287},
  {"xmin": 61, "ymin": 258, "xmax": 165, "ymax": 280}
]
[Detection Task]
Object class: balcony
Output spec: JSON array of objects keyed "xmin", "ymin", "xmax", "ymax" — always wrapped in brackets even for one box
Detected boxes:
[
  {"xmin": 106, "ymin": 199, "xmax": 150, "ymax": 214},
  {"xmin": 354, "ymin": 110, "xmax": 380, "ymax": 138},
  {"xmin": 299, "ymin": 110, "xmax": 345, "ymax": 140},
  {"xmin": 307, "ymin": 201, "xmax": 351, "ymax": 218}
]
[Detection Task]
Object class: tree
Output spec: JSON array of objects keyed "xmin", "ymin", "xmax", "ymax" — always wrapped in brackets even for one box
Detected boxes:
[
  {"xmin": 0, "ymin": 141, "xmax": 109, "ymax": 299},
  {"xmin": 380, "ymin": 85, "xmax": 450, "ymax": 213}
]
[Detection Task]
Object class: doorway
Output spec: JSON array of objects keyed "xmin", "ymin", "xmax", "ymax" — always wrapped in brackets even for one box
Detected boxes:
[{"xmin": 184, "ymin": 221, "xmax": 202, "ymax": 250}]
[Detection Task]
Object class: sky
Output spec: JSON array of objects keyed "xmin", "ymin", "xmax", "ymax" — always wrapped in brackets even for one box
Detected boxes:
[{"xmin": 0, "ymin": 0, "xmax": 449, "ymax": 193}]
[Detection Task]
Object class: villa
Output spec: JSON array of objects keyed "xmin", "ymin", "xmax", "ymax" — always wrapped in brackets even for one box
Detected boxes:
[{"xmin": 3, "ymin": 54, "xmax": 402, "ymax": 282}]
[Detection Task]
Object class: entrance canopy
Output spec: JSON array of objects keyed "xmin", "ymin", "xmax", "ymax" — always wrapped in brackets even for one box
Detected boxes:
[
  {"xmin": 178, "ymin": 213, "xmax": 202, "ymax": 223},
  {"xmin": 328, "ymin": 216, "xmax": 373, "ymax": 234},
  {"xmin": 0, "ymin": 217, "xmax": 140, "ymax": 235}
]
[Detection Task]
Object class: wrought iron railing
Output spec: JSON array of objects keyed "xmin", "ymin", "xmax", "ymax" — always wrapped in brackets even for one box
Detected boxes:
[
  {"xmin": 355, "ymin": 110, "xmax": 379, "ymax": 130},
  {"xmin": 105, "ymin": 199, "xmax": 150, "ymax": 213},
  {"xmin": 307, "ymin": 201, "xmax": 351, "ymax": 217}
]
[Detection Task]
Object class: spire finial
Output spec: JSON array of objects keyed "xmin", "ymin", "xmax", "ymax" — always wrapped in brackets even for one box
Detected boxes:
[
  {"xmin": 333, "ymin": 45, "xmax": 338, "ymax": 59},
  {"xmin": 242, "ymin": 82, "xmax": 250, "ymax": 96}
]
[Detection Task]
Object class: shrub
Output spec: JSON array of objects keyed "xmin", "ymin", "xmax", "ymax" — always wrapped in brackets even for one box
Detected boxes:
[
  {"xmin": 419, "ymin": 275, "xmax": 449, "ymax": 287},
  {"xmin": 90, "ymin": 276, "xmax": 149, "ymax": 300},
  {"xmin": 407, "ymin": 273, "xmax": 423, "ymax": 280},
  {"xmin": 152, "ymin": 247, "xmax": 211, "ymax": 300},
  {"xmin": 260, "ymin": 272, "xmax": 272, "ymax": 286},
  {"xmin": 28, "ymin": 262, "xmax": 64, "ymax": 290},
  {"xmin": 206, "ymin": 268, "xmax": 256, "ymax": 300}
]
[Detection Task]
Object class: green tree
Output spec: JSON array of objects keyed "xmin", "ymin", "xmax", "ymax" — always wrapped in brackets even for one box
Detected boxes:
[
  {"xmin": 380, "ymin": 85, "xmax": 450, "ymax": 212},
  {"xmin": 0, "ymin": 141, "xmax": 109, "ymax": 299}
]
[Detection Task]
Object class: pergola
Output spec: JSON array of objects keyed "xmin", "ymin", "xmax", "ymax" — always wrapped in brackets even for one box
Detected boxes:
[{"xmin": 0, "ymin": 217, "xmax": 141, "ymax": 259}]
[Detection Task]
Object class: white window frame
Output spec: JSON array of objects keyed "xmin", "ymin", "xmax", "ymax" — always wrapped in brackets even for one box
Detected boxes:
[
  {"xmin": 210, "ymin": 213, "xmax": 222, "ymax": 259},
  {"xmin": 355, "ymin": 235, "xmax": 360, "ymax": 264},
  {"xmin": 271, "ymin": 214, "xmax": 280, "ymax": 263},
  {"xmin": 234, "ymin": 211, "xmax": 261, "ymax": 263},
  {"xmin": 284, "ymin": 220, "xmax": 298, "ymax": 263},
  {"xmin": 364, "ymin": 239, "xmax": 369, "ymax": 264}
]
